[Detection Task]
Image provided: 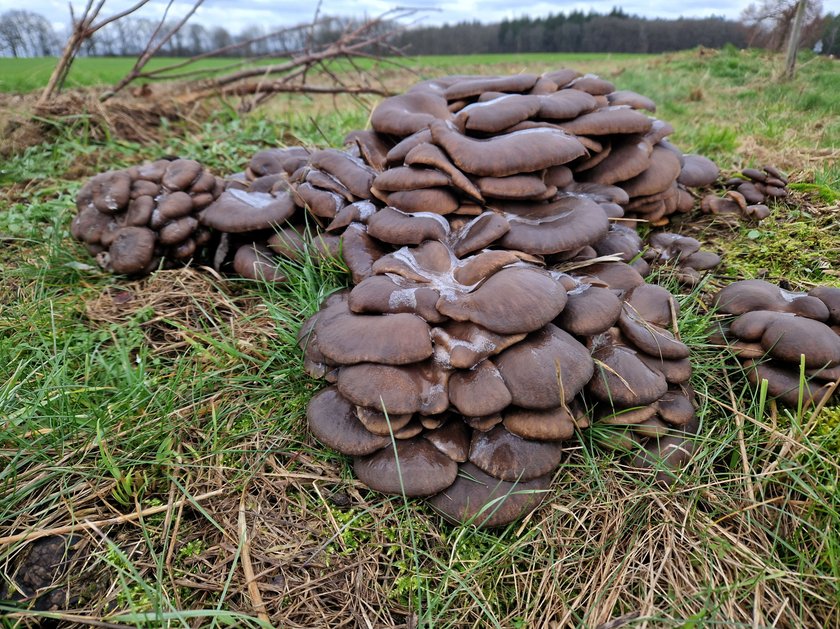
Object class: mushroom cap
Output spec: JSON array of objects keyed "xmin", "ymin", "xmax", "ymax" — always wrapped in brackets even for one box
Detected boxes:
[
  {"xmin": 200, "ymin": 189, "xmax": 296, "ymax": 232},
  {"xmin": 106, "ymin": 226, "xmax": 157, "ymax": 274},
  {"xmin": 424, "ymin": 418, "xmax": 470, "ymax": 462},
  {"xmin": 380, "ymin": 187, "xmax": 460, "ymax": 215},
  {"xmin": 636, "ymin": 353, "xmax": 692, "ymax": 385},
  {"xmin": 581, "ymin": 137, "xmax": 653, "ymax": 185},
  {"xmin": 354, "ymin": 438, "xmax": 458, "ymax": 497},
  {"xmin": 809, "ymin": 286, "xmax": 840, "ymax": 325},
  {"xmin": 759, "ymin": 314, "xmax": 840, "ymax": 368},
  {"xmin": 162, "ymin": 159, "xmax": 203, "ymax": 191},
  {"xmin": 589, "ymin": 341, "xmax": 668, "ymax": 407},
  {"xmin": 607, "ymin": 90, "xmax": 656, "ymax": 112},
  {"xmin": 309, "ymin": 149, "xmax": 375, "ymax": 199},
  {"xmin": 537, "ymin": 88, "xmax": 598, "ymax": 119},
  {"xmin": 584, "ymin": 262, "xmax": 646, "ymax": 293},
  {"xmin": 456, "ymin": 94, "xmax": 541, "ymax": 133},
  {"xmin": 495, "ymin": 324, "xmax": 594, "ymax": 409},
  {"xmin": 476, "ymin": 174, "xmax": 551, "ymax": 200},
  {"xmin": 568, "ymin": 74, "xmax": 615, "ymax": 95},
  {"xmin": 373, "ymin": 166, "xmax": 451, "ymax": 192},
  {"xmin": 618, "ymin": 305, "xmax": 690, "ymax": 360},
  {"xmin": 430, "ymin": 120, "xmax": 587, "ymax": 177},
  {"xmin": 249, "ymin": 147, "xmax": 310, "ymax": 177},
  {"xmin": 337, "ymin": 360, "xmax": 450, "ymax": 416},
  {"xmin": 232, "ymin": 244, "xmax": 287, "ymax": 282},
  {"xmin": 426, "ymin": 462, "xmax": 551, "ymax": 527},
  {"xmin": 503, "ymin": 405, "xmax": 578, "ymax": 441},
  {"xmin": 370, "ymin": 90, "xmax": 452, "ymax": 136},
  {"xmin": 436, "ymin": 266, "xmax": 568, "ymax": 335},
  {"xmin": 341, "ymin": 224, "xmax": 387, "ymax": 285},
  {"xmin": 348, "ymin": 275, "xmax": 446, "ymax": 323},
  {"xmin": 620, "ymin": 146, "xmax": 682, "ymax": 198},
  {"xmin": 315, "ymin": 309, "xmax": 434, "ymax": 366},
  {"xmin": 366, "ymin": 206, "xmax": 450, "ymax": 245},
  {"xmin": 404, "ymin": 142, "xmax": 484, "ymax": 201},
  {"xmin": 677, "ymin": 154, "xmax": 720, "ymax": 187},
  {"xmin": 625, "ymin": 284, "xmax": 678, "ymax": 327},
  {"xmin": 355, "ymin": 406, "xmax": 414, "ymax": 436},
  {"xmin": 593, "ymin": 224, "xmax": 643, "ymax": 262},
  {"xmin": 444, "ymin": 74, "xmax": 539, "ymax": 100},
  {"xmin": 469, "ymin": 424, "xmax": 564, "ymax": 481},
  {"xmin": 713, "ymin": 280, "xmax": 829, "ymax": 320},
  {"xmin": 307, "ymin": 387, "xmax": 390, "ymax": 455},
  {"xmin": 656, "ymin": 389, "xmax": 696, "ymax": 427},
  {"xmin": 559, "ymin": 106, "xmax": 653, "ymax": 136},
  {"xmin": 448, "ymin": 359, "xmax": 512, "ymax": 417},
  {"xmin": 744, "ymin": 359, "xmax": 833, "ymax": 407},
  {"xmin": 451, "ymin": 212, "xmax": 511, "ymax": 257},
  {"xmin": 555, "ymin": 283, "xmax": 622, "ymax": 336},
  {"xmin": 498, "ymin": 196, "xmax": 610, "ymax": 255},
  {"xmin": 90, "ymin": 170, "xmax": 132, "ymax": 214},
  {"xmin": 431, "ymin": 321, "xmax": 526, "ymax": 370}
]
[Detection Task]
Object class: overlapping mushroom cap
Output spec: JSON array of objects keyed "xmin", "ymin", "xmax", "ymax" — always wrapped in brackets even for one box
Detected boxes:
[{"xmin": 711, "ymin": 279, "xmax": 840, "ymax": 407}]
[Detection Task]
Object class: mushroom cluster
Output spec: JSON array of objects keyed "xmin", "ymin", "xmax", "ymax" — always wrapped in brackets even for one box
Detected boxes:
[
  {"xmin": 71, "ymin": 159, "xmax": 223, "ymax": 274},
  {"xmin": 711, "ymin": 280, "xmax": 840, "ymax": 406},
  {"xmin": 700, "ymin": 165, "xmax": 790, "ymax": 222},
  {"xmin": 70, "ymin": 67, "xmax": 835, "ymax": 527}
]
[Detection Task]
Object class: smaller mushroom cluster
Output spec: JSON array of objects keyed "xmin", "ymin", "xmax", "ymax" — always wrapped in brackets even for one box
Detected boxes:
[
  {"xmin": 71, "ymin": 159, "xmax": 223, "ymax": 274},
  {"xmin": 711, "ymin": 280, "xmax": 840, "ymax": 406},
  {"xmin": 642, "ymin": 232, "xmax": 722, "ymax": 286},
  {"xmin": 700, "ymin": 165, "xmax": 790, "ymax": 222}
]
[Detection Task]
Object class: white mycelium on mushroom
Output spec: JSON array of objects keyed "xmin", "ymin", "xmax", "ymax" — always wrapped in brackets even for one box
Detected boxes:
[{"xmin": 71, "ymin": 67, "xmax": 840, "ymax": 527}]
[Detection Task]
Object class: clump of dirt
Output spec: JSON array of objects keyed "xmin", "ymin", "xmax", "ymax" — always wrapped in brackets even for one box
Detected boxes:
[{"xmin": 0, "ymin": 87, "xmax": 208, "ymax": 158}]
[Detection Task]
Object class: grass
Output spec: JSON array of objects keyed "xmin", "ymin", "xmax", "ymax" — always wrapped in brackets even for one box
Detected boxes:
[{"xmin": 1, "ymin": 48, "xmax": 839, "ymax": 627}]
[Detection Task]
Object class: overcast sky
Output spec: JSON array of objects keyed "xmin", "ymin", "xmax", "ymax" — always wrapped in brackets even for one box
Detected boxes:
[{"xmin": 2, "ymin": 0, "xmax": 830, "ymax": 35}]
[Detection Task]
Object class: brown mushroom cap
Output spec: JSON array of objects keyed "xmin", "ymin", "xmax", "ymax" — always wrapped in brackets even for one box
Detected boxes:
[
  {"xmin": 232, "ymin": 244, "xmax": 287, "ymax": 282},
  {"xmin": 430, "ymin": 120, "xmax": 587, "ymax": 177},
  {"xmin": 200, "ymin": 189, "xmax": 296, "ymax": 232},
  {"xmin": 336, "ymin": 360, "xmax": 450, "ymax": 416},
  {"xmin": 431, "ymin": 321, "xmax": 526, "ymax": 370},
  {"xmin": 348, "ymin": 275, "xmax": 446, "ymax": 323},
  {"xmin": 354, "ymin": 438, "xmax": 458, "ymax": 497},
  {"xmin": 451, "ymin": 212, "xmax": 511, "ymax": 257},
  {"xmin": 444, "ymin": 74, "xmax": 539, "ymax": 100},
  {"xmin": 307, "ymin": 387, "xmax": 390, "ymax": 455},
  {"xmin": 424, "ymin": 418, "xmax": 470, "ymax": 462},
  {"xmin": 105, "ymin": 226, "xmax": 157, "ymax": 274},
  {"xmin": 555, "ymin": 283, "xmax": 622, "ymax": 336},
  {"xmin": 315, "ymin": 309, "xmax": 434, "ymax": 366},
  {"xmin": 456, "ymin": 94, "xmax": 541, "ymax": 133},
  {"xmin": 448, "ymin": 359, "xmax": 513, "ymax": 417},
  {"xmin": 625, "ymin": 284, "xmax": 678, "ymax": 328},
  {"xmin": 744, "ymin": 359, "xmax": 833, "ymax": 407},
  {"xmin": 469, "ymin": 424, "xmax": 564, "ymax": 481},
  {"xmin": 677, "ymin": 154, "xmax": 720, "ymax": 187},
  {"xmin": 589, "ymin": 340, "xmax": 668, "ymax": 407},
  {"xmin": 809, "ymin": 286, "xmax": 840, "ymax": 325},
  {"xmin": 498, "ymin": 196, "xmax": 610, "ymax": 256},
  {"xmin": 607, "ymin": 90, "xmax": 656, "ymax": 111},
  {"xmin": 503, "ymin": 405, "xmax": 579, "ymax": 441},
  {"xmin": 713, "ymin": 280, "xmax": 829, "ymax": 321},
  {"xmin": 495, "ymin": 324, "xmax": 594, "ymax": 409},
  {"xmin": 366, "ymin": 206, "xmax": 450, "ymax": 245},
  {"xmin": 618, "ymin": 305, "xmax": 690, "ymax": 360},
  {"xmin": 537, "ymin": 88, "xmax": 598, "ymax": 119},
  {"xmin": 758, "ymin": 314, "xmax": 840, "ymax": 368},
  {"xmin": 559, "ymin": 106, "xmax": 653, "ymax": 136},
  {"xmin": 427, "ymin": 462, "xmax": 551, "ymax": 527},
  {"xmin": 436, "ymin": 266, "xmax": 568, "ymax": 335},
  {"xmin": 620, "ymin": 145, "xmax": 682, "ymax": 198},
  {"xmin": 581, "ymin": 137, "xmax": 653, "ymax": 185},
  {"xmin": 370, "ymin": 91, "xmax": 452, "ymax": 136},
  {"xmin": 90, "ymin": 170, "xmax": 132, "ymax": 214}
]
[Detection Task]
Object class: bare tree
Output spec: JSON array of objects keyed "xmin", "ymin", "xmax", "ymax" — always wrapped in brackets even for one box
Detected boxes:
[
  {"xmin": 741, "ymin": 0, "xmax": 824, "ymax": 49},
  {"xmin": 0, "ymin": 10, "xmax": 59, "ymax": 57}
]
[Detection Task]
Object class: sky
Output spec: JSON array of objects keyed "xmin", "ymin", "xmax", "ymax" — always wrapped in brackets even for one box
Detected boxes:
[{"xmin": 3, "ymin": 0, "xmax": 835, "ymax": 35}]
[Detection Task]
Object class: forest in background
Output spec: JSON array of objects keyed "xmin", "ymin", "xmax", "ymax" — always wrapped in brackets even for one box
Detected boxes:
[{"xmin": 1, "ymin": 3, "xmax": 839, "ymax": 59}]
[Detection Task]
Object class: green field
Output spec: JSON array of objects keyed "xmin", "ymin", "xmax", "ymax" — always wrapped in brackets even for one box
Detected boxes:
[
  {"xmin": 1, "ymin": 49, "xmax": 839, "ymax": 627},
  {"xmin": 0, "ymin": 53, "xmax": 649, "ymax": 93}
]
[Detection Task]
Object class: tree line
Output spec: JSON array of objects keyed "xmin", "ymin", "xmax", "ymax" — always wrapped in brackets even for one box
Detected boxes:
[{"xmin": 1, "ymin": 6, "xmax": 838, "ymax": 58}]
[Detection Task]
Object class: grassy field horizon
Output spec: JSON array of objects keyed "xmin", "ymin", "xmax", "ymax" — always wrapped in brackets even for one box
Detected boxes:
[{"xmin": 1, "ymin": 48, "xmax": 839, "ymax": 627}]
